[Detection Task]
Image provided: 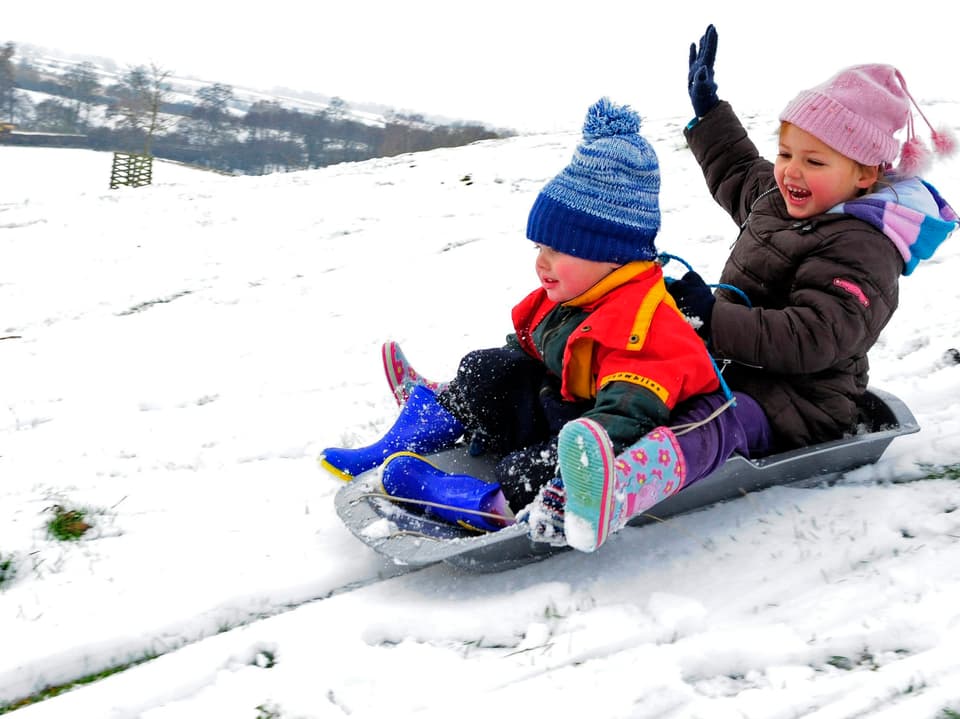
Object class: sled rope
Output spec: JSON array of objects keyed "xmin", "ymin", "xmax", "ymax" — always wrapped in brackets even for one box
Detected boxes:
[
  {"xmin": 383, "ymin": 528, "xmax": 446, "ymax": 541},
  {"xmin": 668, "ymin": 396, "xmax": 737, "ymax": 436},
  {"xmin": 708, "ymin": 354, "xmax": 735, "ymax": 404},
  {"xmin": 658, "ymin": 252, "xmax": 753, "ymax": 307},
  {"xmin": 657, "ymin": 252, "xmax": 746, "ymax": 429},
  {"xmin": 344, "ymin": 496, "xmax": 450, "ymax": 541}
]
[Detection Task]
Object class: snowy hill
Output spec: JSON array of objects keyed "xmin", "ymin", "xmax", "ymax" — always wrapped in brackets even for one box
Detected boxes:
[
  {"xmin": 13, "ymin": 42, "xmax": 492, "ymax": 132},
  {"xmin": 2, "ymin": 102, "xmax": 960, "ymax": 718}
]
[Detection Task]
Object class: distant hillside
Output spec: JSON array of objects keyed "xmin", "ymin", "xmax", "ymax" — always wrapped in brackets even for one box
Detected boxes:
[{"xmin": 0, "ymin": 41, "xmax": 513, "ymax": 175}]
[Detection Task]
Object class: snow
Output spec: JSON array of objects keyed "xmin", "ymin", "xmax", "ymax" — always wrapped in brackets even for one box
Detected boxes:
[{"xmin": 2, "ymin": 95, "xmax": 960, "ymax": 719}]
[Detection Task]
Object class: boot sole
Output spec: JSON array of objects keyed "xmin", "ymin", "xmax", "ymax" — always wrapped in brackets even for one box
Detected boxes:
[
  {"xmin": 558, "ymin": 418, "xmax": 617, "ymax": 552},
  {"xmin": 318, "ymin": 457, "xmax": 356, "ymax": 482}
]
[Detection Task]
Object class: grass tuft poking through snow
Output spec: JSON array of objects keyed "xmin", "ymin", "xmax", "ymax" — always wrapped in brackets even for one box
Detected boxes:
[{"xmin": 44, "ymin": 504, "xmax": 93, "ymax": 542}]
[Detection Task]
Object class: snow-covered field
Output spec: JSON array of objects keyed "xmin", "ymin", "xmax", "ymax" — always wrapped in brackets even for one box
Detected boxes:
[{"xmin": 2, "ymin": 101, "xmax": 960, "ymax": 718}]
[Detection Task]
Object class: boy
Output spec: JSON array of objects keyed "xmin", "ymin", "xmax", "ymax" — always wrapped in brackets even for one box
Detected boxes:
[{"xmin": 320, "ymin": 98, "xmax": 720, "ymax": 534}]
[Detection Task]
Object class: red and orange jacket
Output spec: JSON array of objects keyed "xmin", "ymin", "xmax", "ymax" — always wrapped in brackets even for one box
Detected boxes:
[{"xmin": 510, "ymin": 261, "xmax": 719, "ymax": 448}]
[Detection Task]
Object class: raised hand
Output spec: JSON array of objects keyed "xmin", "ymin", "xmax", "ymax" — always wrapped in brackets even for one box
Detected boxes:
[{"xmin": 688, "ymin": 24, "xmax": 719, "ymax": 118}]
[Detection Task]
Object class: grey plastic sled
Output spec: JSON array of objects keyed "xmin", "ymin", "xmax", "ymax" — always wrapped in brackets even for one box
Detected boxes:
[{"xmin": 334, "ymin": 387, "xmax": 919, "ymax": 572}]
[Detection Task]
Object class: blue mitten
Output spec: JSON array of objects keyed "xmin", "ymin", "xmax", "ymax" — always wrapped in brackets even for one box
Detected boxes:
[
  {"xmin": 688, "ymin": 24, "xmax": 719, "ymax": 118},
  {"xmin": 668, "ymin": 271, "xmax": 715, "ymax": 342}
]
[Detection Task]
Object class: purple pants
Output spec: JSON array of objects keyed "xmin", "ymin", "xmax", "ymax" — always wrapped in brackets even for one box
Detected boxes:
[{"xmin": 672, "ymin": 391, "xmax": 773, "ymax": 486}]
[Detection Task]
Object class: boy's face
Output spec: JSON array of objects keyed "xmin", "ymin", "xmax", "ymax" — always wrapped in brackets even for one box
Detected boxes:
[
  {"xmin": 774, "ymin": 123, "xmax": 880, "ymax": 219},
  {"xmin": 534, "ymin": 245, "xmax": 620, "ymax": 303}
]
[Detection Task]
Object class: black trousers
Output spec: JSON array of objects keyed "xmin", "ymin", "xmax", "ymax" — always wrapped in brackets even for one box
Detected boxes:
[{"xmin": 437, "ymin": 347, "xmax": 592, "ymax": 509}]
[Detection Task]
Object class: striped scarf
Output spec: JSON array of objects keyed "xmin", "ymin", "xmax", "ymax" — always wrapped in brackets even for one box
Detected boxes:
[{"xmin": 830, "ymin": 177, "xmax": 958, "ymax": 275}]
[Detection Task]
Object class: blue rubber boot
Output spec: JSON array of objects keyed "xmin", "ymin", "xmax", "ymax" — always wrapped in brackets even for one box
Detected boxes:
[
  {"xmin": 319, "ymin": 386, "xmax": 464, "ymax": 480},
  {"xmin": 381, "ymin": 452, "xmax": 509, "ymax": 532},
  {"xmin": 559, "ymin": 419, "xmax": 686, "ymax": 552}
]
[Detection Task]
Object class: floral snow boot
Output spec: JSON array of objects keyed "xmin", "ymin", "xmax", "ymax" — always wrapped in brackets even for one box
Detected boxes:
[
  {"xmin": 558, "ymin": 419, "xmax": 686, "ymax": 552},
  {"xmin": 319, "ymin": 385, "xmax": 464, "ymax": 480},
  {"xmin": 382, "ymin": 341, "xmax": 450, "ymax": 406},
  {"xmin": 381, "ymin": 451, "xmax": 513, "ymax": 532}
]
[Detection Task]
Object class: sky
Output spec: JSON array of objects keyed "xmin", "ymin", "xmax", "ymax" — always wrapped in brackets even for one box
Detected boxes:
[
  {"xmin": 1, "ymin": 92, "xmax": 960, "ymax": 715},
  {"xmin": 5, "ymin": 1, "xmax": 960, "ymax": 132}
]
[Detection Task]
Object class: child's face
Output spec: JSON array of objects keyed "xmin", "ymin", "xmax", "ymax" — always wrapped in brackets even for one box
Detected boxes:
[
  {"xmin": 774, "ymin": 123, "xmax": 880, "ymax": 219},
  {"xmin": 534, "ymin": 245, "xmax": 620, "ymax": 303}
]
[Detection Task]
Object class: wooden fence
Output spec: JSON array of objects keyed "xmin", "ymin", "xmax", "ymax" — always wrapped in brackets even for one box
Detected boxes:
[{"xmin": 109, "ymin": 152, "xmax": 153, "ymax": 189}]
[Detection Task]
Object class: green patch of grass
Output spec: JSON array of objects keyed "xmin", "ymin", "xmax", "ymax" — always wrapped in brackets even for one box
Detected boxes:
[
  {"xmin": 827, "ymin": 655, "xmax": 854, "ymax": 671},
  {"xmin": 939, "ymin": 709, "xmax": 960, "ymax": 719},
  {"xmin": 255, "ymin": 703, "xmax": 283, "ymax": 719},
  {"xmin": 0, "ymin": 553, "xmax": 15, "ymax": 589},
  {"xmin": 916, "ymin": 463, "xmax": 960, "ymax": 481},
  {"xmin": 0, "ymin": 653, "xmax": 157, "ymax": 715},
  {"xmin": 45, "ymin": 504, "xmax": 92, "ymax": 541},
  {"xmin": 825, "ymin": 651, "xmax": 878, "ymax": 672}
]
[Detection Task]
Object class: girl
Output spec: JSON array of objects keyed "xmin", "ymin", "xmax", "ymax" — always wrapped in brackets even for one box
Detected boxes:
[{"xmin": 527, "ymin": 24, "xmax": 959, "ymax": 552}]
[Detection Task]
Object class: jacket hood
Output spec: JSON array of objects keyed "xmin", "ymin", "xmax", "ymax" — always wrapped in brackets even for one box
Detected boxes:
[{"xmin": 829, "ymin": 177, "xmax": 959, "ymax": 275}]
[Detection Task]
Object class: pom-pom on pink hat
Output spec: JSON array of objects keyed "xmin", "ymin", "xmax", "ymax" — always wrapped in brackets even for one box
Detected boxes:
[{"xmin": 779, "ymin": 63, "xmax": 955, "ymax": 175}]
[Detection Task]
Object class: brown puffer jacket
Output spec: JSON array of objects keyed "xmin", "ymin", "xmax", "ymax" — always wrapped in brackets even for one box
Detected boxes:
[{"xmin": 684, "ymin": 101, "xmax": 904, "ymax": 448}]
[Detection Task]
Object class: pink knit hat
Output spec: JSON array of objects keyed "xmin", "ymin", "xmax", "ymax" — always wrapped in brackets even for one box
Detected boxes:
[{"xmin": 779, "ymin": 64, "xmax": 955, "ymax": 175}]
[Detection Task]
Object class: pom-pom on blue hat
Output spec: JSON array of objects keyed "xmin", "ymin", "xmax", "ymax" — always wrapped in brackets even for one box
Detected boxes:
[{"xmin": 526, "ymin": 97, "xmax": 661, "ymax": 264}]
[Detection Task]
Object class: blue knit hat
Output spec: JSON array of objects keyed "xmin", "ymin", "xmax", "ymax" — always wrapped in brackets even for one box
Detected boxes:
[{"xmin": 526, "ymin": 98, "xmax": 660, "ymax": 264}]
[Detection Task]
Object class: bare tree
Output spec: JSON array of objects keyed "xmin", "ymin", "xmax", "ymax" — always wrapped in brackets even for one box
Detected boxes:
[
  {"xmin": 10, "ymin": 93, "xmax": 34, "ymax": 126},
  {"xmin": 34, "ymin": 98, "xmax": 75, "ymax": 132},
  {"xmin": 108, "ymin": 63, "xmax": 176, "ymax": 154},
  {"xmin": 0, "ymin": 43, "xmax": 16, "ymax": 123},
  {"xmin": 325, "ymin": 96, "xmax": 348, "ymax": 122},
  {"xmin": 63, "ymin": 61, "xmax": 101, "ymax": 128},
  {"xmin": 190, "ymin": 82, "xmax": 235, "ymax": 145}
]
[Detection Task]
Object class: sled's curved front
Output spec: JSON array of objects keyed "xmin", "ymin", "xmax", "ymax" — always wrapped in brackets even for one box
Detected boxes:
[
  {"xmin": 333, "ymin": 450, "xmax": 554, "ymax": 570},
  {"xmin": 334, "ymin": 388, "xmax": 919, "ymax": 572}
]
